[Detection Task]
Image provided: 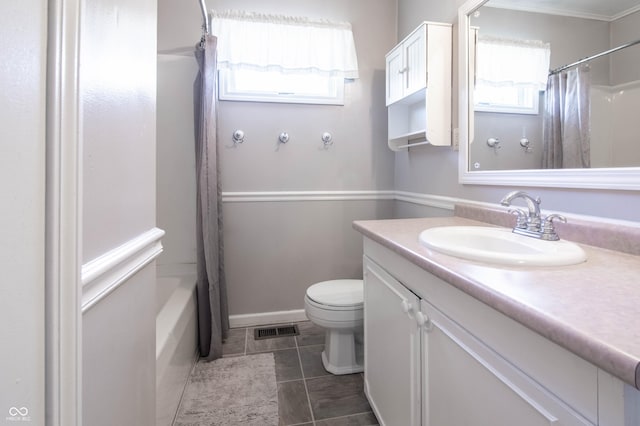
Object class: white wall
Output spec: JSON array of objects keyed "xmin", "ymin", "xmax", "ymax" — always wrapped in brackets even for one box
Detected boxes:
[
  {"xmin": 395, "ymin": 0, "xmax": 640, "ymax": 221},
  {"xmin": 80, "ymin": 0, "xmax": 158, "ymax": 423},
  {"xmin": 0, "ymin": 0, "xmax": 46, "ymax": 423},
  {"xmin": 157, "ymin": 0, "xmax": 398, "ymax": 317},
  {"xmin": 156, "ymin": 55, "xmax": 198, "ymax": 268}
]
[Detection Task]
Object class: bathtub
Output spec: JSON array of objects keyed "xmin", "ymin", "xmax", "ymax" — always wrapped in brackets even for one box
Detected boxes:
[{"xmin": 156, "ymin": 265, "xmax": 198, "ymax": 426}]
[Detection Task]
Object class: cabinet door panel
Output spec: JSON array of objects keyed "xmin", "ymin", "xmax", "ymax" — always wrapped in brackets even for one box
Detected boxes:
[
  {"xmin": 364, "ymin": 257, "xmax": 421, "ymax": 426},
  {"xmin": 385, "ymin": 46, "xmax": 404, "ymax": 105},
  {"xmin": 403, "ymin": 27, "xmax": 427, "ymax": 97},
  {"xmin": 421, "ymin": 300, "xmax": 593, "ymax": 426}
]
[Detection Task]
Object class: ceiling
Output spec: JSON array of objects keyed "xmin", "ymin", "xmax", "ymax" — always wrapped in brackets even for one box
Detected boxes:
[{"xmin": 486, "ymin": 0, "xmax": 640, "ymax": 21}]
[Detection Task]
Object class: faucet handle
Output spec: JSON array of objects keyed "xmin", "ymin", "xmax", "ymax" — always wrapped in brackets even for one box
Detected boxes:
[
  {"xmin": 508, "ymin": 208, "xmax": 528, "ymax": 229},
  {"xmin": 541, "ymin": 214, "xmax": 567, "ymax": 241}
]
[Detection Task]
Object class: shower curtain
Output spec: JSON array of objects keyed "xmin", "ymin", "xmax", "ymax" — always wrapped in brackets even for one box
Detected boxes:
[
  {"xmin": 542, "ymin": 66, "xmax": 591, "ymax": 169},
  {"xmin": 194, "ymin": 34, "xmax": 229, "ymax": 360}
]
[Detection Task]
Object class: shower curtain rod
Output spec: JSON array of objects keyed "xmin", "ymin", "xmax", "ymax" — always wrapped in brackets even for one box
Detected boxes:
[
  {"xmin": 549, "ymin": 38, "xmax": 640, "ymax": 75},
  {"xmin": 198, "ymin": 0, "xmax": 210, "ymax": 35}
]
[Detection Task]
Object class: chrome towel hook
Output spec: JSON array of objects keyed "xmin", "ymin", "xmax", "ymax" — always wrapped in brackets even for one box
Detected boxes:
[
  {"xmin": 321, "ymin": 132, "xmax": 333, "ymax": 146},
  {"xmin": 279, "ymin": 132, "xmax": 290, "ymax": 144},
  {"xmin": 232, "ymin": 129, "xmax": 245, "ymax": 144}
]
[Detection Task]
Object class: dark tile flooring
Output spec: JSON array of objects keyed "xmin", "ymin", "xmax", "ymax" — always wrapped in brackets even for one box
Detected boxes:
[{"xmin": 222, "ymin": 321, "xmax": 379, "ymax": 426}]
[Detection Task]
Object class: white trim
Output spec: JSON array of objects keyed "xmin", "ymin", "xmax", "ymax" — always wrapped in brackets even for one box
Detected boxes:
[
  {"xmin": 46, "ymin": 0, "xmax": 82, "ymax": 424},
  {"xmin": 222, "ymin": 190, "xmax": 396, "ymax": 203},
  {"xmin": 81, "ymin": 228, "xmax": 165, "ymax": 312},
  {"xmin": 229, "ymin": 309, "xmax": 308, "ymax": 328},
  {"xmin": 221, "ymin": 189, "xmax": 472, "ymax": 211},
  {"xmin": 393, "ymin": 191, "xmax": 459, "ymax": 210}
]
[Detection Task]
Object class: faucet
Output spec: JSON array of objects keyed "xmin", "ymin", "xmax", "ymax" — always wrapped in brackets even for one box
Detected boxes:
[
  {"xmin": 500, "ymin": 191, "xmax": 564, "ymax": 240},
  {"xmin": 501, "ymin": 190, "xmax": 541, "ymax": 229}
]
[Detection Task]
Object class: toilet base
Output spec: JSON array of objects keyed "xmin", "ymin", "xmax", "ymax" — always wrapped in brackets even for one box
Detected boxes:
[{"xmin": 321, "ymin": 329, "xmax": 364, "ymax": 375}]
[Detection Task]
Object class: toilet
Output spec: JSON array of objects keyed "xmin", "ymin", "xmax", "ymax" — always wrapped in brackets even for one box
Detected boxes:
[{"xmin": 304, "ymin": 279, "xmax": 364, "ymax": 375}]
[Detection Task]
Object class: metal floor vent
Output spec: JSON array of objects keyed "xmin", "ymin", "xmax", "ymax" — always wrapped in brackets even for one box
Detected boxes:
[{"xmin": 254, "ymin": 325, "xmax": 299, "ymax": 340}]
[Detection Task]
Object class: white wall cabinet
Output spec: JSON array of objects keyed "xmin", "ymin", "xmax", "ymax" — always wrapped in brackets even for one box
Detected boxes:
[
  {"xmin": 385, "ymin": 22, "xmax": 452, "ymax": 150},
  {"xmin": 362, "ymin": 242, "xmax": 640, "ymax": 426}
]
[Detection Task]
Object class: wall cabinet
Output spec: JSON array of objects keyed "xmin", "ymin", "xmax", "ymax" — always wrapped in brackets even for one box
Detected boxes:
[
  {"xmin": 385, "ymin": 22, "xmax": 452, "ymax": 150},
  {"xmin": 362, "ymin": 241, "xmax": 640, "ymax": 426}
]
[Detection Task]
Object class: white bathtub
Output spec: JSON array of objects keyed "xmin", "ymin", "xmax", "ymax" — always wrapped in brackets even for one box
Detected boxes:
[{"xmin": 156, "ymin": 265, "xmax": 198, "ymax": 426}]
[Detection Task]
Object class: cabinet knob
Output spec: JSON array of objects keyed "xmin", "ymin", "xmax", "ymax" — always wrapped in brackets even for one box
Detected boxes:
[
  {"xmin": 416, "ymin": 311, "xmax": 430, "ymax": 328},
  {"xmin": 401, "ymin": 300, "xmax": 413, "ymax": 313}
]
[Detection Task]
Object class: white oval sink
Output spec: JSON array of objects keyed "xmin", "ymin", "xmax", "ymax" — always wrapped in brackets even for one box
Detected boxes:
[{"xmin": 418, "ymin": 226, "xmax": 587, "ymax": 266}]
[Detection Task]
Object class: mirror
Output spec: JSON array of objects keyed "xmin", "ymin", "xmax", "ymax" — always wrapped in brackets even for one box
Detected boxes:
[{"xmin": 458, "ymin": 0, "xmax": 640, "ymax": 190}]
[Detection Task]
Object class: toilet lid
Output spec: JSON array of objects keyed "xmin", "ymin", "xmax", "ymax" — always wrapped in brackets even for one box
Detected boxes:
[{"xmin": 306, "ymin": 279, "xmax": 363, "ymax": 307}]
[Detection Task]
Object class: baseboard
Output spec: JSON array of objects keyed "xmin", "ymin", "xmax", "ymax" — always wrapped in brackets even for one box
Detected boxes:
[{"xmin": 229, "ymin": 309, "xmax": 308, "ymax": 328}]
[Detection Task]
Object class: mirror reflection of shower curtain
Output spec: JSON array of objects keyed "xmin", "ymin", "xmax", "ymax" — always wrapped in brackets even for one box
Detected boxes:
[
  {"xmin": 194, "ymin": 35, "xmax": 229, "ymax": 361},
  {"xmin": 542, "ymin": 66, "xmax": 591, "ymax": 169}
]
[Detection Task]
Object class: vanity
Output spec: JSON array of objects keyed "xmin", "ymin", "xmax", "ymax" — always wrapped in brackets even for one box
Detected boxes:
[{"xmin": 354, "ymin": 205, "xmax": 640, "ymax": 426}]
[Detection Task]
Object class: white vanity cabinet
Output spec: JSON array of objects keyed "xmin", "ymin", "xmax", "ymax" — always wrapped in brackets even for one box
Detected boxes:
[
  {"xmin": 363, "ymin": 257, "xmax": 422, "ymax": 426},
  {"xmin": 362, "ymin": 239, "xmax": 640, "ymax": 426},
  {"xmin": 385, "ymin": 22, "xmax": 452, "ymax": 150},
  {"xmin": 419, "ymin": 298, "xmax": 592, "ymax": 426}
]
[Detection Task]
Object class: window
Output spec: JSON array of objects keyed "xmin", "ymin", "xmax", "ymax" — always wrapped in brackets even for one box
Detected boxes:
[
  {"xmin": 211, "ymin": 11, "xmax": 359, "ymax": 105},
  {"xmin": 219, "ymin": 69, "xmax": 345, "ymax": 105},
  {"xmin": 474, "ymin": 36, "xmax": 550, "ymax": 114}
]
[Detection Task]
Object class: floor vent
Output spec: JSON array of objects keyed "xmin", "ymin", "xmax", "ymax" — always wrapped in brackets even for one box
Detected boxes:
[{"xmin": 254, "ymin": 325, "xmax": 300, "ymax": 340}]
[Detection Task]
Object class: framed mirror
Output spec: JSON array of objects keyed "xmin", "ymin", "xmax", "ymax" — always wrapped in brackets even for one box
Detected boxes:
[{"xmin": 458, "ymin": 0, "xmax": 640, "ymax": 190}]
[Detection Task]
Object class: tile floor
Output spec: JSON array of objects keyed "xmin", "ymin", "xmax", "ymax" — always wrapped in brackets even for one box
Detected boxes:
[{"xmin": 222, "ymin": 321, "xmax": 379, "ymax": 426}]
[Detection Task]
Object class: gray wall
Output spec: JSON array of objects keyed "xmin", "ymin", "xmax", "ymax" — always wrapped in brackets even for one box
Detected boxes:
[
  {"xmin": 157, "ymin": 0, "xmax": 640, "ymax": 320},
  {"xmin": 611, "ymin": 10, "xmax": 640, "ymax": 85},
  {"xmin": 396, "ymin": 0, "xmax": 640, "ymax": 221},
  {"xmin": 157, "ymin": 0, "xmax": 398, "ymax": 316}
]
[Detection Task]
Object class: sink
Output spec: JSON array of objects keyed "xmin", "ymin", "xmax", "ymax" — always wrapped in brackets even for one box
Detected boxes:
[{"xmin": 418, "ymin": 226, "xmax": 587, "ymax": 266}]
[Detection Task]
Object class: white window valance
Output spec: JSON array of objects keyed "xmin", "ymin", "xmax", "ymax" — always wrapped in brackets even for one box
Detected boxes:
[
  {"xmin": 477, "ymin": 36, "xmax": 550, "ymax": 90},
  {"xmin": 210, "ymin": 10, "xmax": 359, "ymax": 79}
]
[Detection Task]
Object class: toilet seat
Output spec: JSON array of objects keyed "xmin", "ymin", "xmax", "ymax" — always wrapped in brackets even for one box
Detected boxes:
[
  {"xmin": 304, "ymin": 278, "xmax": 364, "ymax": 375},
  {"xmin": 305, "ymin": 279, "xmax": 363, "ymax": 309}
]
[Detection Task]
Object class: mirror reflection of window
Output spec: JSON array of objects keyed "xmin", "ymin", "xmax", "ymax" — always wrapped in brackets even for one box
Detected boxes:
[{"xmin": 475, "ymin": 36, "xmax": 550, "ymax": 114}]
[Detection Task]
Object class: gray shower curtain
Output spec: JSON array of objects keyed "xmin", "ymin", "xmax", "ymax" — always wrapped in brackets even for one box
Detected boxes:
[
  {"xmin": 542, "ymin": 66, "xmax": 591, "ymax": 169},
  {"xmin": 194, "ymin": 35, "xmax": 229, "ymax": 360}
]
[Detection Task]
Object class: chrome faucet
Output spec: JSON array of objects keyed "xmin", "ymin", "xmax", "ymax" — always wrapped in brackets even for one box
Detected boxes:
[{"xmin": 500, "ymin": 191, "xmax": 565, "ymax": 240}]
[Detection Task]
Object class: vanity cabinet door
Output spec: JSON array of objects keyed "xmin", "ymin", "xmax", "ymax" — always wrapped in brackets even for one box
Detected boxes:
[
  {"xmin": 363, "ymin": 256, "xmax": 421, "ymax": 426},
  {"xmin": 420, "ymin": 299, "xmax": 593, "ymax": 426}
]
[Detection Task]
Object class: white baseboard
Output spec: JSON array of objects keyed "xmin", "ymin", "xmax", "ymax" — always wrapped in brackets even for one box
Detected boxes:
[{"xmin": 229, "ymin": 309, "xmax": 308, "ymax": 328}]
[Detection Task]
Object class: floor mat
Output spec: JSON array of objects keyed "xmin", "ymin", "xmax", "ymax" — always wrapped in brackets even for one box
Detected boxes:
[{"xmin": 174, "ymin": 353, "xmax": 278, "ymax": 425}]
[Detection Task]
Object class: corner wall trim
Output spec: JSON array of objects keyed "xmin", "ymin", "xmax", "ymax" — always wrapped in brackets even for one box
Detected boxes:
[
  {"xmin": 229, "ymin": 309, "xmax": 308, "ymax": 328},
  {"xmin": 81, "ymin": 227, "xmax": 165, "ymax": 313}
]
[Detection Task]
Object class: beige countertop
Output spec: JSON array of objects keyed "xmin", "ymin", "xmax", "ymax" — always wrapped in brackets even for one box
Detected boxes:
[{"xmin": 353, "ymin": 210, "xmax": 640, "ymax": 390}]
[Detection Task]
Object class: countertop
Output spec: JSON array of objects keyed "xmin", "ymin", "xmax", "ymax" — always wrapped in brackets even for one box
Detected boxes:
[{"xmin": 353, "ymin": 208, "xmax": 640, "ymax": 390}]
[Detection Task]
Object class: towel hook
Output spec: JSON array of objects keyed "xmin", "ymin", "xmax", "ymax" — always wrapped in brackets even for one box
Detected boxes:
[
  {"xmin": 279, "ymin": 132, "xmax": 290, "ymax": 144},
  {"xmin": 232, "ymin": 129, "xmax": 245, "ymax": 144},
  {"xmin": 487, "ymin": 137, "xmax": 501, "ymax": 153},
  {"xmin": 321, "ymin": 132, "xmax": 333, "ymax": 147}
]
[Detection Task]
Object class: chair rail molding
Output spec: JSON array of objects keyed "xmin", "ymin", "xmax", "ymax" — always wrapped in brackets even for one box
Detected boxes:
[
  {"xmin": 81, "ymin": 227, "xmax": 165, "ymax": 312},
  {"xmin": 222, "ymin": 190, "xmax": 472, "ymax": 210}
]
